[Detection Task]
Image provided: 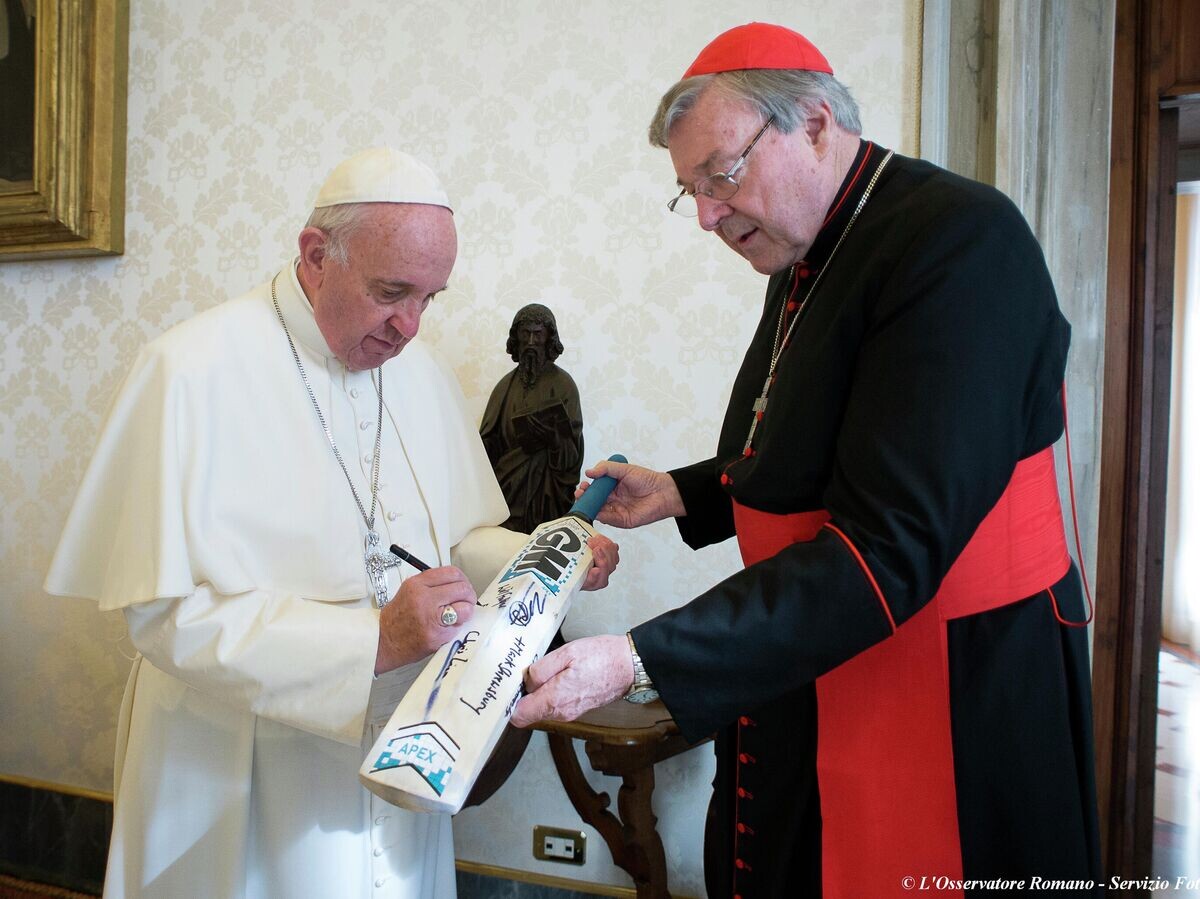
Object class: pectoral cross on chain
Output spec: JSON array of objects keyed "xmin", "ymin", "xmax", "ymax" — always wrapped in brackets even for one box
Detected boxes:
[
  {"xmin": 365, "ymin": 530, "xmax": 400, "ymax": 609},
  {"xmin": 743, "ymin": 374, "xmax": 773, "ymax": 454}
]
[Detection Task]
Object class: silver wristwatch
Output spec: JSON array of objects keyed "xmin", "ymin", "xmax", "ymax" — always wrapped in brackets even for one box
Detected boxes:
[{"xmin": 623, "ymin": 632, "xmax": 660, "ymax": 704}]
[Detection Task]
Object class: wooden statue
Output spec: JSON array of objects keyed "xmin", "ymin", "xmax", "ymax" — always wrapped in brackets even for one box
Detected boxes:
[{"xmin": 480, "ymin": 304, "xmax": 584, "ymax": 534}]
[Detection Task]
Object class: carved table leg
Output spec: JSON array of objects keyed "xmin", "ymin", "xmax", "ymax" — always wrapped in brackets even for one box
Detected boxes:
[
  {"xmin": 545, "ymin": 732, "xmax": 672, "ymax": 896},
  {"xmin": 614, "ymin": 762, "xmax": 670, "ymax": 898},
  {"xmin": 547, "ymin": 734, "xmax": 638, "ymax": 873}
]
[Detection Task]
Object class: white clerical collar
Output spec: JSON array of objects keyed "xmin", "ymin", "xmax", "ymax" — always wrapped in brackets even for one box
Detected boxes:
[{"xmin": 276, "ymin": 258, "xmax": 337, "ymax": 361}]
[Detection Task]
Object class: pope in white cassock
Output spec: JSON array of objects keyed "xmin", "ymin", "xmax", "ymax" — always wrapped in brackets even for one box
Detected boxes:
[{"xmin": 44, "ymin": 148, "xmax": 618, "ymax": 898}]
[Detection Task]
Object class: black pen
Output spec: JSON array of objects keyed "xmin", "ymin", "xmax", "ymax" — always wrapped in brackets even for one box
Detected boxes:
[{"xmin": 389, "ymin": 544, "xmax": 432, "ymax": 572}]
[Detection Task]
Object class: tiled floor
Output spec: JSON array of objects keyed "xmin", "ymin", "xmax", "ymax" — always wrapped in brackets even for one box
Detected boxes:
[{"xmin": 1154, "ymin": 642, "xmax": 1200, "ymax": 879}]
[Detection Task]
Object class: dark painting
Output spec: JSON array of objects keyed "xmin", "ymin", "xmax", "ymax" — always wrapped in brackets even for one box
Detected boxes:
[{"xmin": 0, "ymin": 0, "xmax": 36, "ymax": 185}]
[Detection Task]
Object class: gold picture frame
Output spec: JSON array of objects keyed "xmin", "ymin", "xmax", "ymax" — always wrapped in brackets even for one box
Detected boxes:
[{"xmin": 0, "ymin": 0, "xmax": 128, "ymax": 260}]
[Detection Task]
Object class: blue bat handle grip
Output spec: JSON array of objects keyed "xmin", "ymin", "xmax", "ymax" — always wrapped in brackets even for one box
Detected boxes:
[{"xmin": 568, "ymin": 454, "xmax": 628, "ymax": 524}]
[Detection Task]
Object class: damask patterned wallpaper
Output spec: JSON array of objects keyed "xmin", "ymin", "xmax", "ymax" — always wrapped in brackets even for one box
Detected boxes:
[{"xmin": 0, "ymin": 0, "xmax": 919, "ymax": 891}]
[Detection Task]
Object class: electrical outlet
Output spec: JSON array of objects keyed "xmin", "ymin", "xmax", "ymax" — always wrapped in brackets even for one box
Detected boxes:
[{"xmin": 532, "ymin": 825, "xmax": 586, "ymax": 865}]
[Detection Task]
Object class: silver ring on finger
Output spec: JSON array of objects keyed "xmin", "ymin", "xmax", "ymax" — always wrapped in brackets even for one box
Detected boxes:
[{"xmin": 439, "ymin": 605, "xmax": 459, "ymax": 627}]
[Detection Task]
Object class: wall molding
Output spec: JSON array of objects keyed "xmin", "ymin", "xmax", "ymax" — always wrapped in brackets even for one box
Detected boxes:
[
  {"xmin": 0, "ymin": 774, "xmax": 112, "ymax": 805},
  {"xmin": 456, "ymin": 860, "xmax": 646, "ymax": 898},
  {"xmin": 919, "ymin": 0, "xmax": 1113, "ymax": 591},
  {"xmin": 0, "ymin": 778, "xmax": 668, "ymax": 898},
  {"xmin": 0, "ymin": 779, "xmax": 110, "ymax": 894}
]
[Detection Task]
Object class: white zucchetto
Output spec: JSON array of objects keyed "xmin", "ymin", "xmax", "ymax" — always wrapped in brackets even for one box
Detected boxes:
[{"xmin": 313, "ymin": 147, "xmax": 452, "ymax": 212}]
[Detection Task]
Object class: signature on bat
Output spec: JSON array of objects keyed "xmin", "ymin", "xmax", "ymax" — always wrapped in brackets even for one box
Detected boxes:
[
  {"xmin": 491, "ymin": 582, "xmax": 514, "ymax": 609},
  {"xmin": 425, "ymin": 630, "xmax": 480, "ymax": 716},
  {"xmin": 434, "ymin": 630, "xmax": 479, "ymax": 683},
  {"xmin": 507, "ymin": 584, "xmax": 547, "ymax": 627},
  {"xmin": 460, "ymin": 635, "xmax": 527, "ymax": 716}
]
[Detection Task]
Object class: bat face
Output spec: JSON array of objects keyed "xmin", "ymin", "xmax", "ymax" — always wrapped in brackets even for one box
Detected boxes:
[{"xmin": 360, "ymin": 514, "xmax": 599, "ymax": 813}]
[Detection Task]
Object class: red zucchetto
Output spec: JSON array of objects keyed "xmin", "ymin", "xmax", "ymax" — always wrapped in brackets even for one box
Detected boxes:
[{"xmin": 682, "ymin": 22, "xmax": 834, "ymax": 79}]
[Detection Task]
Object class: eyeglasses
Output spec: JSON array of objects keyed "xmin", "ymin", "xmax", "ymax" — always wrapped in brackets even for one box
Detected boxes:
[{"xmin": 668, "ymin": 114, "xmax": 775, "ymax": 218}]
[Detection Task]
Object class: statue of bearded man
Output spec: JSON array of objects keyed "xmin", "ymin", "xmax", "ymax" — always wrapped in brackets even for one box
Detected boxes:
[{"xmin": 480, "ymin": 304, "xmax": 584, "ymax": 533}]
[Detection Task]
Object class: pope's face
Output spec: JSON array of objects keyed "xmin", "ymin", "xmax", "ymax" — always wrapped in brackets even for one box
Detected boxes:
[
  {"xmin": 668, "ymin": 88, "xmax": 838, "ymax": 275},
  {"xmin": 304, "ymin": 204, "xmax": 457, "ymax": 371}
]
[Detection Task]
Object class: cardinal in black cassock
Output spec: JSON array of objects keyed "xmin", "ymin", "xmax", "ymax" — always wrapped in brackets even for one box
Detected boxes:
[{"xmin": 512, "ymin": 23, "xmax": 1102, "ymax": 899}]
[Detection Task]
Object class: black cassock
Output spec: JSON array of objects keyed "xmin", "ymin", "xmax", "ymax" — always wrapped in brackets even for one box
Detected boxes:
[{"xmin": 631, "ymin": 142, "xmax": 1102, "ymax": 897}]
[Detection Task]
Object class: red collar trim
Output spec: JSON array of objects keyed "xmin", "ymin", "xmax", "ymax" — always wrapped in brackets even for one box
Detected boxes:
[{"xmin": 821, "ymin": 141, "xmax": 875, "ymax": 230}]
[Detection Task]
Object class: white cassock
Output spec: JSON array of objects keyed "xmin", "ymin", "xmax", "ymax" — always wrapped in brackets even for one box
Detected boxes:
[{"xmin": 45, "ymin": 263, "xmax": 526, "ymax": 899}]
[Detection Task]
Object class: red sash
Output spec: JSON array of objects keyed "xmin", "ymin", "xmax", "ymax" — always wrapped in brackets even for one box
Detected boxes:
[{"xmin": 731, "ymin": 447, "xmax": 1070, "ymax": 898}]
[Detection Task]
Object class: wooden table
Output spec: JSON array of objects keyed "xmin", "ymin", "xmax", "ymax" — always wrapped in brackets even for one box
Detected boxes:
[{"xmin": 533, "ymin": 699, "xmax": 704, "ymax": 898}]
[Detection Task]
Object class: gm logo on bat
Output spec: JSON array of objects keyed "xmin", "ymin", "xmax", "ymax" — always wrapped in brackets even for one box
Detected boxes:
[{"xmin": 498, "ymin": 519, "xmax": 590, "ymax": 595}]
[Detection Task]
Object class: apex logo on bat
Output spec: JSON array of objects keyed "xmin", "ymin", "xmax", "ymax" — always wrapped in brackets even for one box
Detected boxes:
[
  {"xmin": 498, "ymin": 519, "xmax": 590, "ymax": 595},
  {"xmin": 370, "ymin": 723, "xmax": 460, "ymax": 796}
]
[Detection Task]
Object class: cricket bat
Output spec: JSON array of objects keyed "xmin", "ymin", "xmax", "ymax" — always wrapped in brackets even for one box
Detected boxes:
[{"xmin": 359, "ymin": 453, "xmax": 626, "ymax": 814}]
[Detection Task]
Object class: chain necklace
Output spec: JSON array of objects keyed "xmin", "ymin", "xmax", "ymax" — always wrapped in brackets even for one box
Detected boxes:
[
  {"xmin": 741, "ymin": 150, "xmax": 894, "ymax": 456},
  {"xmin": 271, "ymin": 273, "xmax": 399, "ymax": 609}
]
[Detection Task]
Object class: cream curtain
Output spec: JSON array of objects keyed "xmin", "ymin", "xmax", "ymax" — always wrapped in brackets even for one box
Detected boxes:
[{"xmin": 1164, "ymin": 186, "xmax": 1200, "ymax": 649}]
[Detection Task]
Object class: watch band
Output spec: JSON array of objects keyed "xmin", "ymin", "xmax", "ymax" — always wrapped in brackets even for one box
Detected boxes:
[{"xmin": 624, "ymin": 632, "xmax": 659, "ymax": 703}]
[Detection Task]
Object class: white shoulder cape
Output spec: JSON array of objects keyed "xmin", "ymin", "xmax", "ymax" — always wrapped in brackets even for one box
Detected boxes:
[{"xmin": 45, "ymin": 268, "xmax": 508, "ymax": 611}]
